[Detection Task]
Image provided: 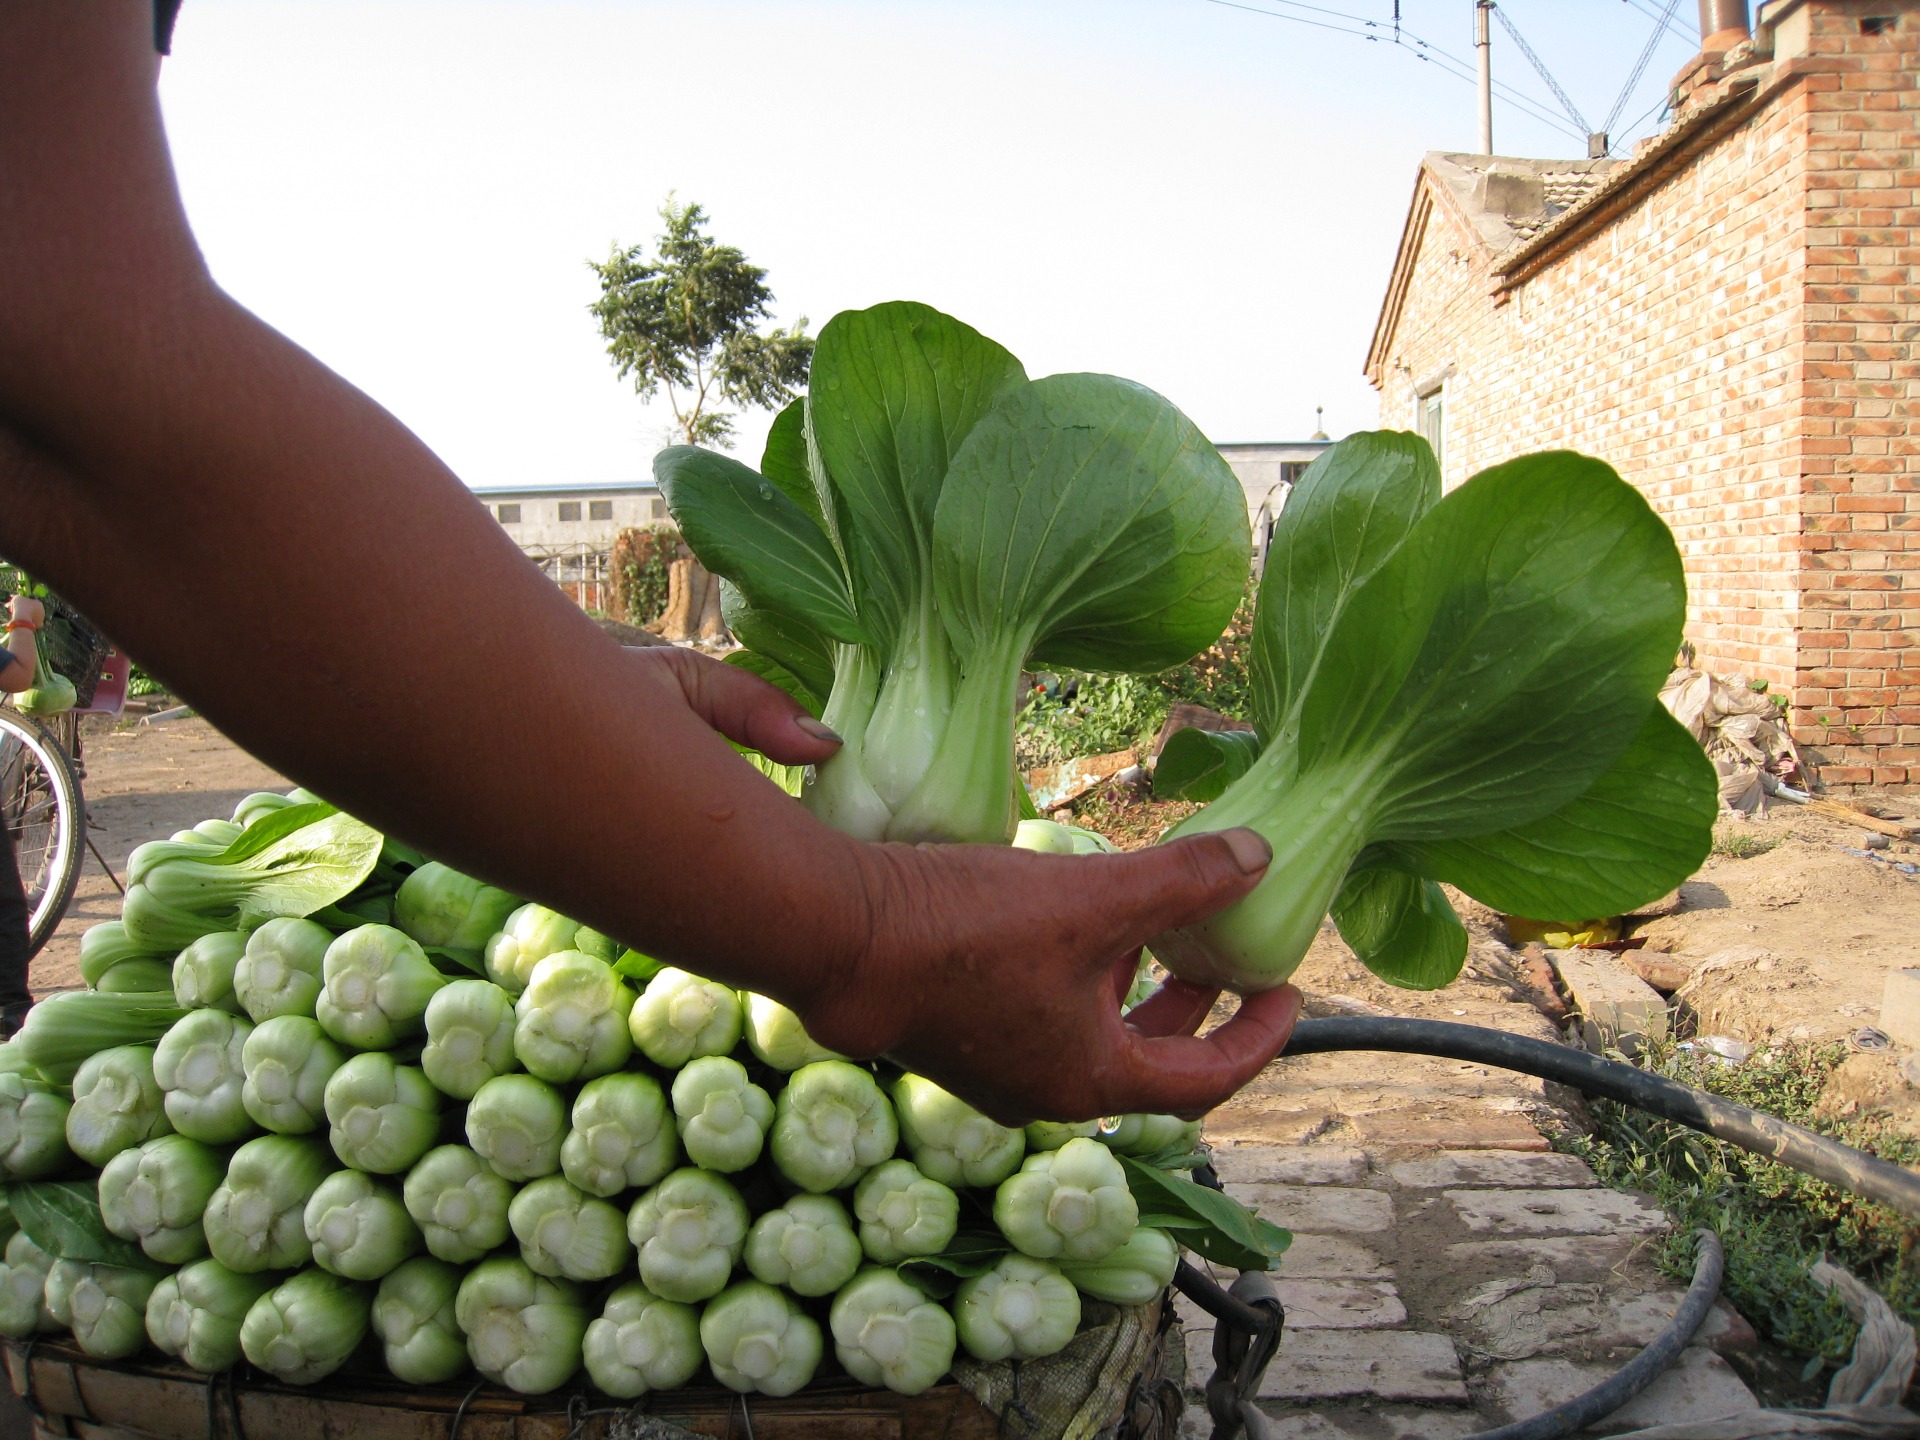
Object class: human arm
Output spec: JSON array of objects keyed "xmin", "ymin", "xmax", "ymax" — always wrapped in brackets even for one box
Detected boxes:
[
  {"xmin": 0, "ymin": 597, "xmax": 41, "ymax": 693},
  {"xmin": 0, "ymin": 2, "xmax": 1297, "ymax": 1122}
]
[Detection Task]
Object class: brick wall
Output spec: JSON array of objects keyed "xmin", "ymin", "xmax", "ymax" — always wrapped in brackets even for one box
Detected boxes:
[
  {"xmin": 1368, "ymin": 0, "xmax": 1918, "ymax": 786},
  {"xmin": 1790, "ymin": 2, "xmax": 1920, "ymax": 785}
]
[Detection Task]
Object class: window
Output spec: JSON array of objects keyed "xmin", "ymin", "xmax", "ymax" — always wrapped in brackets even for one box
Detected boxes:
[
  {"xmin": 496, "ymin": 504, "xmax": 520, "ymax": 524},
  {"xmin": 589, "ymin": 500, "xmax": 613, "ymax": 521},
  {"xmin": 1416, "ymin": 384, "xmax": 1446, "ymax": 469},
  {"xmin": 558, "ymin": 502, "xmax": 582, "ymax": 522}
]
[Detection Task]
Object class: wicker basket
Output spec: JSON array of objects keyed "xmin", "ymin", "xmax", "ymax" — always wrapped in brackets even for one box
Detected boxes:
[{"xmin": 4, "ymin": 1294, "xmax": 1179, "ymax": 1440}]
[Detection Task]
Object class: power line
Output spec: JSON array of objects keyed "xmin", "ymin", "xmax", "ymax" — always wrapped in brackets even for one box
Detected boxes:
[
  {"xmin": 1193, "ymin": 0, "xmax": 1612, "ymax": 149},
  {"xmin": 1602, "ymin": 0, "xmax": 1683, "ymax": 138},
  {"xmin": 1488, "ymin": 3, "xmax": 1591, "ymax": 133},
  {"xmin": 1616, "ymin": 87, "xmax": 1673, "ymax": 142},
  {"xmin": 1619, "ymin": 0, "xmax": 1695, "ymax": 45},
  {"xmin": 1199, "ymin": 0, "xmax": 1380, "ymax": 40},
  {"xmin": 1403, "ymin": 43, "xmax": 1589, "ymax": 139},
  {"xmin": 1384, "ymin": 19, "xmax": 1592, "ymax": 140}
]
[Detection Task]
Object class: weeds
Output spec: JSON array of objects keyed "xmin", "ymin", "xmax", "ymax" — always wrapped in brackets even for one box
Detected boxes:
[
  {"xmin": 1559, "ymin": 1039, "xmax": 1920, "ymax": 1363},
  {"xmin": 1015, "ymin": 581, "xmax": 1257, "ymax": 768},
  {"xmin": 1712, "ymin": 827, "xmax": 1781, "ymax": 860}
]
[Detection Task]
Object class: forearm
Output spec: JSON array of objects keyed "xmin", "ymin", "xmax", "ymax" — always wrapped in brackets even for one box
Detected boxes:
[
  {"xmin": 0, "ymin": 4, "xmax": 871, "ymax": 1009},
  {"xmin": 0, "ymin": 630, "xmax": 33, "ymax": 691},
  {"xmin": 4, "ymin": 298, "xmax": 876, "ymax": 1004}
]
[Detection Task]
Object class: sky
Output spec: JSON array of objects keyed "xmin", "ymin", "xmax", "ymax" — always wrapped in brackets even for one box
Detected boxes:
[{"xmin": 155, "ymin": 0, "xmax": 1705, "ymax": 490}]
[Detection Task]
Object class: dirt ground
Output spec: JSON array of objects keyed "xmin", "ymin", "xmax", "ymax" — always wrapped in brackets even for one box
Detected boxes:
[{"xmin": 38, "ymin": 716, "xmax": 285, "ymax": 995}]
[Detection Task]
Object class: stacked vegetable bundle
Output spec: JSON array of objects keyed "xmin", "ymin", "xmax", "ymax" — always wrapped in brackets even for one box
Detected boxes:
[{"xmin": 0, "ymin": 797, "xmax": 1282, "ymax": 1400}]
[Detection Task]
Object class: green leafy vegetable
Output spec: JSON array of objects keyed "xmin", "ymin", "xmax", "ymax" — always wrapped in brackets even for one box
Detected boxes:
[
  {"xmin": 583, "ymin": 1280, "xmax": 704, "ymax": 1398},
  {"xmin": 371, "ymin": 1255, "xmax": 468, "ymax": 1385},
  {"xmin": 657, "ymin": 300, "xmax": 1248, "ymax": 845},
  {"xmin": 1115, "ymin": 1154, "xmax": 1290, "ymax": 1272},
  {"xmin": 699, "ymin": 1279, "xmax": 822, "ymax": 1397},
  {"xmin": 830, "ymin": 1266, "xmax": 956, "ymax": 1396},
  {"xmin": 455, "ymin": 1257, "xmax": 587, "ymax": 1395},
  {"xmin": 1154, "ymin": 433, "xmax": 1716, "ymax": 992},
  {"xmin": 9, "ymin": 1179, "xmax": 150, "ymax": 1269},
  {"xmin": 134, "ymin": 803, "xmax": 384, "ymax": 929}
]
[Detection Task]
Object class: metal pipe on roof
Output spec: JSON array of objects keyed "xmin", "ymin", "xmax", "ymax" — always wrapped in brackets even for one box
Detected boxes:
[
  {"xmin": 1696, "ymin": 0, "xmax": 1750, "ymax": 48},
  {"xmin": 1475, "ymin": 1, "xmax": 1494, "ymax": 154}
]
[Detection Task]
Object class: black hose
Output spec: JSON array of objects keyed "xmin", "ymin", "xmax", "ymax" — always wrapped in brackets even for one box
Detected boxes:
[
  {"xmin": 1460, "ymin": 1230, "xmax": 1725, "ymax": 1440},
  {"xmin": 1282, "ymin": 1018, "xmax": 1920, "ymax": 1219}
]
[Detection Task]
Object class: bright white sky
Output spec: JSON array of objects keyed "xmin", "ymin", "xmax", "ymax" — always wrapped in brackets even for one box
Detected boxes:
[{"xmin": 157, "ymin": 0, "xmax": 1702, "ymax": 489}]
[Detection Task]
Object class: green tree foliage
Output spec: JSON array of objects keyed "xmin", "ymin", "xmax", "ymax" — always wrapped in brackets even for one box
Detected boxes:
[
  {"xmin": 588, "ymin": 199, "xmax": 812, "ymax": 449},
  {"xmin": 609, "ymin": 527, "xmax": 679, "ymax": 627}
]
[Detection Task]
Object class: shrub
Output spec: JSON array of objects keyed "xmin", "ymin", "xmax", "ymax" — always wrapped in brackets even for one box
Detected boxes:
[
  {"xmin": 1561, "ymin": 1039, "xmax": 1920, "ymax": 1364},
  {"xmin": 610, "ymin": 527, "xmax": 679, "ymax": 628},
  {"xmin": 1014, "ymin": 582, "xmax": 1256, "ymax": 768}
]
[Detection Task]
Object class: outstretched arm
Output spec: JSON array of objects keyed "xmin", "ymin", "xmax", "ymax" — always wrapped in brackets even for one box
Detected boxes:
[{"xmin": 0, "ymin": 1, "xmax": 1297, "ymax": 1123}]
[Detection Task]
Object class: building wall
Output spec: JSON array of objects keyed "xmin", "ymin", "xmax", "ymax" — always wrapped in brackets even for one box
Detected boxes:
[
  {"xmin": 1217, "ymin": 442, "xmax": 1330, "ymax": 565},
  {"xmin": 1784, "ymin": 2, "xmax": 1920, "ymax": 784},
  {"xmin": 1372, "ymin": 2, "xmax": 1918, "ymax": 784},
  {"xmin": 474, "ymin": 488, "xmax": 669, "ymax": 552}
]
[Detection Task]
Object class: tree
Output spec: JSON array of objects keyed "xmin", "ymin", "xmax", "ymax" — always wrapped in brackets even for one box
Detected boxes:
[{"xmin": 588, "ymin": 197, "xmax": 813, "ymax": 449}]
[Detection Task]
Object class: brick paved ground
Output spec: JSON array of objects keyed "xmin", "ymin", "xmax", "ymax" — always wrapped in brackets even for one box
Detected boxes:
[{"xmin": 1174, "ymin": 1140, "xmax": 1765, "ymax": 1436}]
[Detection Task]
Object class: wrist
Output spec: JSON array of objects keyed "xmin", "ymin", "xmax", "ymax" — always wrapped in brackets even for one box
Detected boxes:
[
  {"xmin": 775, "ymin": 839, "xmax": 922, "ymax": 1063},
  {"xmin": 4, "ymin": 620, "xmax": 37, "ymax": 633}
]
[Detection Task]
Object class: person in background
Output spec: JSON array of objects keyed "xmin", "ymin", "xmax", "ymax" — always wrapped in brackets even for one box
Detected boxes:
[
  {"xmin": 0, "ymin": 594, "xmax": 44, "ymax": 1037},
  {"xmin": 0, "ymin": 4, "xmax": 1301, "ymax": 1123}
]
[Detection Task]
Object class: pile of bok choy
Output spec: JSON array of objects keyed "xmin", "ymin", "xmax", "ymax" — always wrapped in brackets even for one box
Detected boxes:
[{"xmin": 0, "ymin": 793, "xmax": 1277, "ymax": 1399}]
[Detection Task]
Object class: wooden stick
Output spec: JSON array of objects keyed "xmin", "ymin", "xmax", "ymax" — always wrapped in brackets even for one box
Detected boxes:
[{"xmin": 1800, "ymin": 795, "xmax": 1914, "ymax": 840}]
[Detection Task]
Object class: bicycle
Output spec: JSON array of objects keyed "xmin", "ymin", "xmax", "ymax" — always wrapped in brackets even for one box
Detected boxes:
[
  {"xmin": 0, "ymin": 581, "xmax": 125, "ymax": 957},
  {"xmin": 0, "ymin": 706, "xmax": 84, "ymax": 958}
]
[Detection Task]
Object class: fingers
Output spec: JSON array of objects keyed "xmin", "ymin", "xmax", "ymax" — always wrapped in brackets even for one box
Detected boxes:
[
  {"xmin": 1070, "ymin": 828, "xmax": 1271, "ymax": 969},
  {"xmin": 1111, "ymin": 984, "xmax": 1303, "ymax": 1120},
  {"xmin": 642, "ymin": 646, "xmax": 842, "ymax": 764},
  {"xmin": 1122, "ymin": 978, "xmax": 1219, "ymax": 1039}
]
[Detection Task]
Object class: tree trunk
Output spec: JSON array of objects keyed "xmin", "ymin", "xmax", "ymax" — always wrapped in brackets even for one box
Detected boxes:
[
  {"xmin": 655, "ymin": 548, "xmax": 730, "ymax": 643},
  {"xmin": 694, "ymin": 568, "xmax": 727, "ymax": 641}
]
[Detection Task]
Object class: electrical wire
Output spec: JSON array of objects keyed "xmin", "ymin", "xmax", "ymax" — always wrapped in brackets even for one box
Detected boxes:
[
  {"xmin": 1199, "ymin": 0, "xmax": 1379, "ymax": 41},
  {"xmin": 1385, "ymin": 38, "xmax": 1591, "ymax": 140},
  {"xmin": 1621, "ymin": 0, "xmax": 1697, "ymax": 44},
  {"xmin": 1603, "ymin": 0, "xmax": 1684, "ymax": 139},
  {"xmin": 1615, "ymin": 87, "xmax": 1674, "ymax": 144},
  {"xmin": 1193, "ymin": 0, "xmax": 1627, "ymax": 150}
]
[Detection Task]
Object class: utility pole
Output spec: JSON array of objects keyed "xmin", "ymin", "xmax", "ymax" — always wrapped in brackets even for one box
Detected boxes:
[{"xmin": 1475, "ymin": 0, "xmax": 1494, "ymax": 155}]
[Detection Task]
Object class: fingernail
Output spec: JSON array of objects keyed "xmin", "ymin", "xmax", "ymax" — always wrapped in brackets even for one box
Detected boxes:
[
  {"xmin": 1221, "ymin": 828, "xmax": 1271, "ymax": 875},
  {"xmin": 795, "ymin": 717, "xmax": 843, "ymax": 744}
]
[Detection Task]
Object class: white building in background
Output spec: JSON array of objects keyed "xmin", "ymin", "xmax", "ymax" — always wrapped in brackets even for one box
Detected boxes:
[
  {"xmin": 470, "ymin": 481, "xmax": 668, "ymax": 554},
  {"xmin": 469, "ymin": 437, "xmax": 1335, "ymax": 590},
  {"xmin": 471, "ymin": 480, "xmax": 671, "ymax": 614},
  {"xmin": 1216, "ymin": 438, "xmax": 1332, "ymax": 569}
]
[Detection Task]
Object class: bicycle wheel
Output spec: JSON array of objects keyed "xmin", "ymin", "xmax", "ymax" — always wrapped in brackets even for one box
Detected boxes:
[{"xmin": 0, "ymin": 710, "xmax": 84, "ymax": 957}]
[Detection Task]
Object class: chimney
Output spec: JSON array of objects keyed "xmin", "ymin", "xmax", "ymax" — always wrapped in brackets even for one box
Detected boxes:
[{"xmin": 1697, "ymin": 0, "xmax": 1750, "ymax": 51}]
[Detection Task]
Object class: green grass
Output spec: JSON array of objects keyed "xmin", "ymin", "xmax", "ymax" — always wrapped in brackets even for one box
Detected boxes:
[
  {"xmin": 1712, "ymin": 827, "xmax": 1781, "ymax": 860},
  {"xmin": 1558, "ymin": 1039, "xmax": 1920, "ymax": 1365}
]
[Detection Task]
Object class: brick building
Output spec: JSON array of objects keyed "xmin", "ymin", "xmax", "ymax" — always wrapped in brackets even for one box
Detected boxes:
[{"xmin": 1365, "ymin": 0, "xmax": 1918, "ymax": 786}]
